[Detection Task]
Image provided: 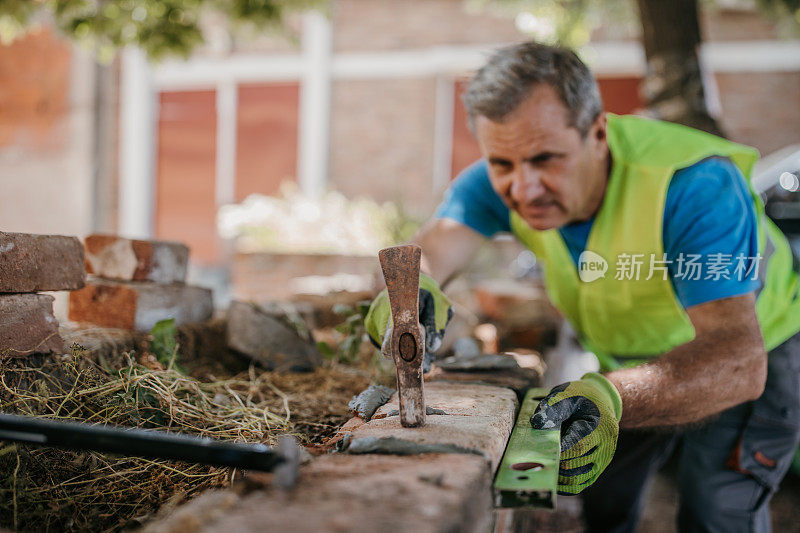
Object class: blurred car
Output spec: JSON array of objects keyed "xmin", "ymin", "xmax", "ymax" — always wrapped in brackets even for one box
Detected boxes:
[{"xmin": 754, "ymin": 144, "xmax": 800, "ymax": 258}]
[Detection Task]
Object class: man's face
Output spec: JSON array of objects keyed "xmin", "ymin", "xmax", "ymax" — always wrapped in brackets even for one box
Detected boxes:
[{"xmin": 474, "ymin": 84, "xmax": 608, "ymax": 231}]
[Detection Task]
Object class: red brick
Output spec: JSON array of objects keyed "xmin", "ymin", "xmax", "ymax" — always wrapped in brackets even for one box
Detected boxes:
[
  {"xmin": 0, "ymin": 232, "xmax": 85, "ymax": 293},
  {"xmin": 84, "ymin": 235, "xmax": 189, "ymax": 284},
  {"xmin": 0, "ymin": 294, "xmax": 63, "ymax": 355},
  {"xmin": 68, "ymin": 279, "xmax": 212, "ymax": 331}
]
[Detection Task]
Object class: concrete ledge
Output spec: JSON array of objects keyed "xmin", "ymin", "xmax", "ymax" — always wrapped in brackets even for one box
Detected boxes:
[
  {"xmin": 339, "ymin": 382, "xmax": 518, "ymax": 471},
  {"xmin": 144, "ymin": 453, "xmax": 493, "ymax": 533}
]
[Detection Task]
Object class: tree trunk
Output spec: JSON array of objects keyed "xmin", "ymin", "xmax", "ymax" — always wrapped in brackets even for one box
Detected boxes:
[{"xmin": 635, "ymin": 0, "xmax": 725, "ymax": 137}]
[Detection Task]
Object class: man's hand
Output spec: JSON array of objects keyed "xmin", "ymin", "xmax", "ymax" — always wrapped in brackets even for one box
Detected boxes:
[
  {"xmin": 531, "ymin": 372, "xmax": 623, "ymax": 494},
  {"xmin": 364, "ymin": 273, "xmax": 453, "ymax": 367}
]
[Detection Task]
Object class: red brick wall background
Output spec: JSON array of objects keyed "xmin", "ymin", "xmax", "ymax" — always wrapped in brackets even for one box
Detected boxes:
[
  {"xmin": 0, "ymin": 28, "xmax": 70, "ymax": 151},
  {"xmin": 235, "ymin": 83, "xmax": 300, "ymax": 201},
  {"xmin": 155, "ymin": 90, "xmax": 219, "ymax": 263},
  {"xmin": 0, "ymin": 27, "xmax": 96, "ymax": 239}
]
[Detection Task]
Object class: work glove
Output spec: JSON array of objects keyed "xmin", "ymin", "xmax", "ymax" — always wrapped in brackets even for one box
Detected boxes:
[
  {"xmin": 530, "ymin": 372, "xmax": 623, "ymax": 495},
  {"xmin": 364, "ymin": 272, "xmax": 453, "ymax": 371}
]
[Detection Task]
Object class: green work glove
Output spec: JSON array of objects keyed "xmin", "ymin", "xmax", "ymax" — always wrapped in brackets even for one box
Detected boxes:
[
  {"xmin": 364, "ymin": 273, "xmax": 453, "ymax": 370},
  {"xmin": 530, "ymin": 372, "xmax": 623, "ymax": 495}
]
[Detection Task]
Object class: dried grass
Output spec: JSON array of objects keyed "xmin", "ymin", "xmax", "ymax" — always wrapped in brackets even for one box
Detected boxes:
[{"xmin": 0, "ymin": 324, "xmax": 375, "ymax": 532}]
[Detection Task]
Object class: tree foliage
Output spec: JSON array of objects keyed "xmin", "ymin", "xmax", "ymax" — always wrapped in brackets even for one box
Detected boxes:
[
  {"xmin": 468, "ymin": 0, "xmax": 799, "ymax": 49},
  {"xmin": 466, "ymin": 0, "xmax": 637, "ymax": 48},
  {"xmin": 0, "ymin": 0, "xmax": 325, "ymax": 60}
]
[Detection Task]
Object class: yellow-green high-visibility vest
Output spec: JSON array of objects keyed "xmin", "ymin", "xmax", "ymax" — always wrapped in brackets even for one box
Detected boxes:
[{"xmin": 511, "ymin": 113, "xmax": 800, "ymax": 371}]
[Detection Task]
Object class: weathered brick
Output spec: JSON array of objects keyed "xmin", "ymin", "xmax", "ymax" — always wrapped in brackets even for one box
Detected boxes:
[
  {"xmin": 0, "ymin": 294, "xmax": 63, "ymax": 355},
  {"xmin": 339, "ymin": 382, "xmax": 518, "ymax": 471},
  {"xmin": 144, "ymin": 453, "xmax": 493, "ymax": 533},
  {"xmin": 84, "ymin": 235, "xmax": 189, "ymax": 284},
  {"xmin": 428, "ymin": 366, "xmax": 542, "ymax": 398},
  {"xmin": 0, "ymin": 232, "xmax": 85, "ymax": 292},
  {"xmin": 226, "ymin": 301, "xmax": 321, "ymax": 372},
  {"xmin": 427, "ymin": 351, "xmax": 544, "ymax": 397},
  {"xmin": 68, "ymin": 279, "xmax": 213, "ymax": 331}
]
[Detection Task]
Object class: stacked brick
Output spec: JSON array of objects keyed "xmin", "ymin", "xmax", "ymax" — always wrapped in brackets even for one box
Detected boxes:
[
  {"xmin": 0, "ymin": 232, "xmax": 86, "ymax": 355},
  {"xmin": 68, "ymin": 235, "xmax": 213, "ymax": 331}
]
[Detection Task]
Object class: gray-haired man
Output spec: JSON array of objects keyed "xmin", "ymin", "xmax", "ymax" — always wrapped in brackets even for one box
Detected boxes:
[{"xmin": 365, "ymin": 41, "xmax": 800, "ymax": 531}]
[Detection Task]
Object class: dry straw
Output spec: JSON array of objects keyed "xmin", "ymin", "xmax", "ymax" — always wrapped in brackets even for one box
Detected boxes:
[{"xmin": 0, "ymin": 325, "xmax": 372, "ymax": 532}]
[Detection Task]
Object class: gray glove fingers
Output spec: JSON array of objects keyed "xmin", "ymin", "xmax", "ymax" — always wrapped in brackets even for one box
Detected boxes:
[
  {"xmin": 530, "ymin": 394, "xmax": 601, "ymax": 452},
  {"xmin": 529, "ymin": 383, "xmax": 570, "ymax": 429},
  {"xmin": 418, "ymin": 289, "xmax": 453, "ymax": 354},
  {"xmin": 426, "ymin": 332, "xmax": 443, "ymax": 354},
  {"xmin": 422, "ymin": 350, "xmax": 433, "ymax": 373},
  {"xmin": 380, "ymin": 325, "xmax": 393, "ymax": 359},
  {"xmin": 559, "ymin": 417, "xmax": 598, "ymax": 452}
]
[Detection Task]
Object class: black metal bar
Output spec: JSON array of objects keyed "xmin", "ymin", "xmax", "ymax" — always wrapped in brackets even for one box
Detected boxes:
[{"xmin": 0, "ymin": 413, "xmax": 285, "ymax": 472}]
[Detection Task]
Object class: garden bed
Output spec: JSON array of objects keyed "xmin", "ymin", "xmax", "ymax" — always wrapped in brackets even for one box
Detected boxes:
[{"xmin": 0, "ymin": 321, "xmax": 380, "ymax": 532}]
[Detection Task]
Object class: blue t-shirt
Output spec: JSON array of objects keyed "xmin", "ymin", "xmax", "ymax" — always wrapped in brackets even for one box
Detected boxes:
[{"xmin": 434, "ymin": 157, "xmax": 761, "ymax": 308}]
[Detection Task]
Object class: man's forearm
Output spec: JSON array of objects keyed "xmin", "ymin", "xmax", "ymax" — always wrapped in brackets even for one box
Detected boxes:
[
  {"xmin": 604, "ymin": 295, "xmax": 767, "ymax": 428},
  {"xmin": 410, "ymin": 218, "xmax": 486, "ymax": 288}
]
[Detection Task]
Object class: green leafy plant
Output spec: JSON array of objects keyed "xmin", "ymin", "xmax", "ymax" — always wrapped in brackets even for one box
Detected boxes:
[
  {"xmin": 317, "ymin": 301, "xmax": 371, "ymax": 364},
  {"xmin": 149, "ymin": 318, "xmax": 179, "ymax": 369}
]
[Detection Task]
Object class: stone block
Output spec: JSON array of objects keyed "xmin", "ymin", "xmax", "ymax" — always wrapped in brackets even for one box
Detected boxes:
[
  {"xmin": 0, "ymin": 294, "xmax": 63, "ymax": 355},
  {"xmin": 339, "ymin": 382, "xmax": 518, "ymax": 471},
  {"xmin": 84, "ymin": 235, "xmax": 189, "ymax": 284},
  {"xmin": 232, "ymin": 252, "xmax": 376, "ymax": 303},
  {"xmin": 429, "ymin": 350, "xmax": 544, "ymax": 398},
  {"xmin": 0, "ymin": 232, "xmax": 85, "ymax": 292},
  {"xmin": 436, "ymin": 353, "xmax": 519, "ymax": 372},
  {"xmin": 144, "ymin": 453, "xmax": 493, "ymax": 533},
  {"xmin": 226, "ymin": 301, "xmax": 321, "ymax": 372},
  {"xmin": 68, "ymin": 279, "xmax": 212, "ymax": 331},
  {"xmin": 473, "ymin": 279, "xmax": 560, "ymax": 329},
  {"xmin": 427, "ymin": 367, "xmax": 542, "ymax": 399}
]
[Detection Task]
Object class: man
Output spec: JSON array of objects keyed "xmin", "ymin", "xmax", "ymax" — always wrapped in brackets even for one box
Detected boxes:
[{"xmin": 365, "ymin": 42, "xmax": 800, "ymax": 532}]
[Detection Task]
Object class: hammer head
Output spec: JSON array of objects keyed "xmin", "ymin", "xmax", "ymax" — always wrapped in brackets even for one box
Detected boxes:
[{"xmin": 378, "ymin": 245, "xmax": 426, "ymax": 427}]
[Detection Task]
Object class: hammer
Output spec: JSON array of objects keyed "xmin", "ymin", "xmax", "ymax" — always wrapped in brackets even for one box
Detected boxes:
[{"xmin": 378, "ymin": 244, "xmax": 426, "ymax": 427}]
